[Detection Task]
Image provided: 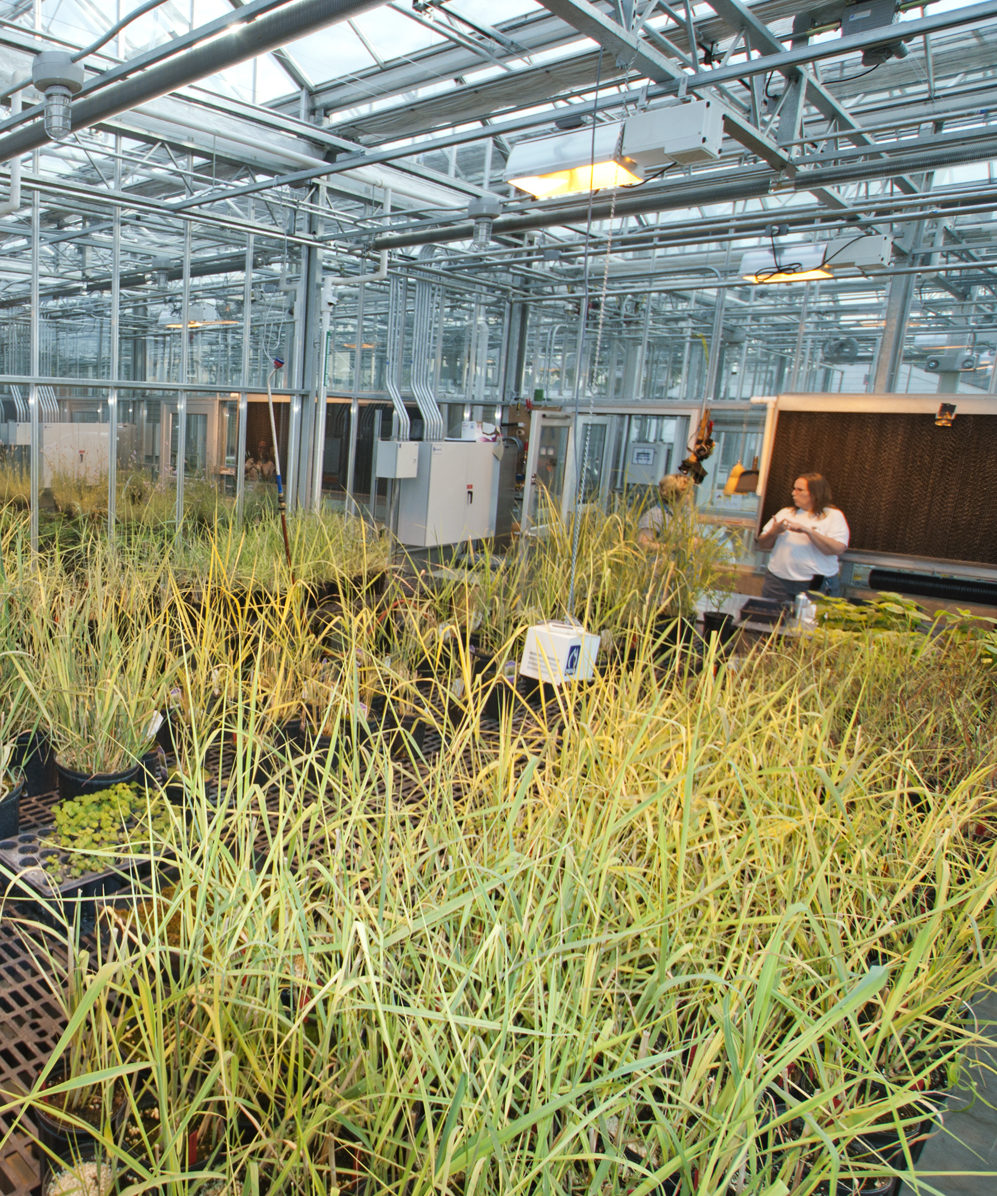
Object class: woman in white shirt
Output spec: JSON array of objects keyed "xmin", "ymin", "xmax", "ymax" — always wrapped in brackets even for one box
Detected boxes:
[{"xmin": 756, "ymin": 472, "xmax": 850, "ymax": 605}]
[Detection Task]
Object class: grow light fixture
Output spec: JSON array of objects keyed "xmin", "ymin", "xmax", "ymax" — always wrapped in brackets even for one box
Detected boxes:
[
  {"xmin": 505, "ymin": 122, "xmax": 641, "ymax": 200},
  {"xmin": 739, "ymin": 244, "xmax": 832, "ymax": 284},
  {"xmin": 740, "ymin": 234, "xmax": 892, "ymax": 284},
  {"xmin": 504, "ymin": 101, "xmax": 724, "ymax": 200},
  {"xmin": 163, "ymin": 301, "xmax": 239, "ymax": 329}
]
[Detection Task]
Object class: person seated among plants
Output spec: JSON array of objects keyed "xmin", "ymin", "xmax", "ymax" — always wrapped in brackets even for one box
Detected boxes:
[
  {"xmin": 257, "ymin": 443, "xmax": 276, "ymax": 482},
  {"xmin": 637, "ymin": 473, "xmax": 693, "ymax": 549}
]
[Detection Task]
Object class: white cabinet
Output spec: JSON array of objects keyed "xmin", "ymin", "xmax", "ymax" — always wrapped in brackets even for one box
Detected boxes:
[{"xmin": 396, "ymin": 440, "xmax": 503, "ymax": 548}]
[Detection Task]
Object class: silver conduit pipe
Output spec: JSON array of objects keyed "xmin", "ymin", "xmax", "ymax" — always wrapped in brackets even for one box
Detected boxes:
[
  {"xmin": 427, "ymin": 283, "xmax": 446, "ymax": 442},
  {"xmin": 410, "ymin": 287, "xmax": 428, "ymax": 434},
  {"xmin": 411, "ymin": 280, "xmax": 445, "ymax": 442},
  {"xmin": 0, "ymin": 0, "xmax": 383, "ymax": 163},
  {"xmin": 385, "ymin": 275, "xmax": 411, "ymax": 442},
  {"xmin": 411, "ymin": 245, "xmax": 445, "ymax": 441}
]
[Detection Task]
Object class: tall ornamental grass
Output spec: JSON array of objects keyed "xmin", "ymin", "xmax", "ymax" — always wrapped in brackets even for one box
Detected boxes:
[
  {"xmin": 0, "ymin": 508, "xmax": 994, "ymax": 1194},
  {"xmin": 2, "ymin": 611, "xmax": 994, "ymax": 1195}
]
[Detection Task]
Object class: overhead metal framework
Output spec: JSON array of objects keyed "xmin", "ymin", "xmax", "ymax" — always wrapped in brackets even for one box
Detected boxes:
[{"xmin": 0, "ymin": 0, "xmax": 993, "ymax": 532}]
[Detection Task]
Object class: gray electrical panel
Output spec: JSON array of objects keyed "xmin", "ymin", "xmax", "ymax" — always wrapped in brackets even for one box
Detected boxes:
[{"xmin": 395, "ymin": 439, "xmax": 503, "ymax": 548}]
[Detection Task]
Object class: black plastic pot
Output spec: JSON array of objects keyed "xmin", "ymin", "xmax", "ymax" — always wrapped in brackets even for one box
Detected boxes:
[
  {"xmin": 54, "ymin": 759, "xmax": 142, "ymax": 802},
  {"xmin": 479, "ymin": 675, "xmax": 521, "ymax": 722},
  {"xmin": 366, "ymin": 697, "xmax": 430, "ymax": 757},
  {"xmin": 34, "ymin": 1061, "xmax": 123, "ymax": 1165},
  {"xmin": 40, "ymin": 1143, "xmax": 114, "ymax": 1196},
  {"xmin": 156, "ymin": 712, "xmax": 178, "ymax": 758},
  {"xmin": 652, "ymin": 615, "xmax": 705, "ymax": 672},
  {"xmin": 654, "ymin": 614, "xmax": 699, "ymax": 647},
  {"xmin": 14, "ymin": 729, "xmax": 57, "ymax": 797},
  {"xmin": 702, "ymin": 610, "xmax": 738, "ymax": 645},
  {"xmin": 846, "ymin": 1115, "xmax": 935, "ymax": 1183},
  {"xmin": 0, "ymin": 771, "xmax": 24, "ymax": 839},
  {"xmin": 282, "ymin": 711, "xmax": 370, "ymax": 791},
  {"xmin": 519, "ymin": 673, "xmax": 591, "ymax": 710}
]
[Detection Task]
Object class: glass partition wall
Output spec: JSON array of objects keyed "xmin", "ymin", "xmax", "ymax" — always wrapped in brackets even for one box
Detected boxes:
[
  {"xmin": 8, "ymin": 187, "xmax": 997, "ymax": 550},
  {"xmin": 3, "ymin": 192, "xmax": 304, "ymax": 543}
]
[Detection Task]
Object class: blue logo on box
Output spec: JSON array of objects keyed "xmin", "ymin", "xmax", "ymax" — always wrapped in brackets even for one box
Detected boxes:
[{"xmin": 565, "ymin": 644, "xmax": 580, "ymax": 676}]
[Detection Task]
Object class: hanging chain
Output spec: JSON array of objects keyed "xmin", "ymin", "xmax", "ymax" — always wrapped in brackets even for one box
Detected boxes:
[{"xmin": 566, "ymin": 61, "xmax": 630, "ymax": 617}]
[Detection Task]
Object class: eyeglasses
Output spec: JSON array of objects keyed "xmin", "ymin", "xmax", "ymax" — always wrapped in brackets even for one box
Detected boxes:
[{"xmin": 792, "ymin": 486, "xmax": 808, "ymax": 493}]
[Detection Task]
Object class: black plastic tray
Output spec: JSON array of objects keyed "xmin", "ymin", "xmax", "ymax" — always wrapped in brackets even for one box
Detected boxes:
[{"xmin": 0, "ymin": 826, "xmax": 155, "ymax": 905}]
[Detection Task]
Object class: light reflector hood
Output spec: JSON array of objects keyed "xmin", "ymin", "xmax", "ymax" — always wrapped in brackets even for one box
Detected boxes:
[{"xmin": 505, "ymin": 122, "xmax": 642, "ymax": 199}]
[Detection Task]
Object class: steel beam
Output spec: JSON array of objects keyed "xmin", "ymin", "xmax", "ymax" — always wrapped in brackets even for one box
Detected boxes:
[
  {"xmin": 696, "ymin": 0, "xmax": 997, "ymax": 195},
  {"xmin": 541, "ymin": 0, "xmax": 850, "ymax": 207},
  {"xmin": 0, "ymin": 0, "xmax": 385, "ymax": 164},
  {"xmin": 668, "ymin": 0, "xmax": 997, "ymax": 98}
]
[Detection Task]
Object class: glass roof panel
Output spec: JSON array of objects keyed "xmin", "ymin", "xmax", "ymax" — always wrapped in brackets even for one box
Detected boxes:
[
  {"xmin": 12, "ymin": 0, "xmax": 224, "ymax": 54},
  {"xmin": 280, "ymin": 12, "xmax": 443, "ymax": 82},
  {"xmin": 197, "ymin": 54, "xmax": 308, "ymax": 105},
  {"xmin": 4, "ymin": 0, "xmax": 544, "ymax": 107},
  {"xmin": 275, "ymin": 0, "xmax": 541, "ymax": 95}
]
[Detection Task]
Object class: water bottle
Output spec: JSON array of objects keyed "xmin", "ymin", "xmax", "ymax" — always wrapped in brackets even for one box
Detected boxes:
[{"xmin": 794, "ymin": 593, "xmax": 816, "ymax": 626}]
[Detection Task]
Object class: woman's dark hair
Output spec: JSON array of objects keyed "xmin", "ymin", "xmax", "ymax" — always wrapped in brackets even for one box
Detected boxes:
[{"xmin": 798, "ymin": 471, "xmax": 833, "ymax": 517}]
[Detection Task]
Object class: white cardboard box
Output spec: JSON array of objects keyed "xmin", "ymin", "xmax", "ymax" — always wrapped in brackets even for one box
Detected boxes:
[{"xmin": 519, "ymin": 621, "xmax": 599, "ymax": 684}]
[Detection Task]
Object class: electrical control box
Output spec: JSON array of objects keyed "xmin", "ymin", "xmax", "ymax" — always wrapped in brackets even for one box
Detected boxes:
[
  {"xmin": 41, "ymin": 423, "xmax": 112, "ymax": 485},
  {"xmin": 3, "ymin": 422, "xmax": 29, "ymax": 446},
  {"xmin": 623, "ymin": 100, "xmax": 723, "ymax": 168},
  {"xmin": 395, "ymin": 439, "xmax": 503, "ymax": 548},
  {"xmin": 626, "ymin": 441, "xmax": 671, "ymax": 487},
  {"xmin": 375, "ymin": 439, "xmax": 419, "ymax": 479},
  {"xmin": 841, "ymin": 0, "xmax": 898, "ymax": 37}
]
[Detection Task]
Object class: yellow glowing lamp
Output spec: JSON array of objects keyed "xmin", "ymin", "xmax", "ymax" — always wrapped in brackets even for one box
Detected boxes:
[
  {"xmin": 739, "ymin": 245, "xmax": 832, "ymax": 284},
  {"xmin": 510, "ymin": 158, "xmax": 642, "ymax": 200},
  {"xmin": 743, "ymin": 266, "xmax": 833, "ymax": 284},
  {"xmin": 505, "ymin": 122, "xmax": 644, "ymax": 200}
]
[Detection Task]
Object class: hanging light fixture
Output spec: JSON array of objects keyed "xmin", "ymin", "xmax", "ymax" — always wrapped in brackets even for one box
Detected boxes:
[
  {"xmin": 504, "ymin": 122, "xmax": 642, "ymax": 200},
  {"xmin": 188, "ymin": 300, "xmax": 219, "ymax": 325},
  {"xmin": 504, "ymin": 102, "xmax": 723, "ymax": 200},
  {"xmin": 739, "ymin": 244, "xmax": 832, "ymax": 284},
  {"xmin": 739, "ymin": 233, "xmax": 891, "ymax": 285},
  {"xmin": 31, "ymin": 51, "xmax": 85, "ymax": 141},
  {"xmin": 467, "ymin": 195, "xmax": 501, "ymax": 248},
  {"xmin": 162, "ymin": 300, "xmax": 238, "ymax": 329}
]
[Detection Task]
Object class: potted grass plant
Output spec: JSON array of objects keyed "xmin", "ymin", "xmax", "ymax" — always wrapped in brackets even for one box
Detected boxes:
[
  {"xmin": 16, "ymin": 606, "xmax": 174, "ymax": 798},
  {"xmin": 0, "ymin": 740, "xmax": 25, "ymax": 838},
  {"xmin": 41, "ymin": 1146, "xmax": 116, "ymax": 1196},
  {"xmin": 10, "ymin": 921, "xmax": 131, "ymax": 1175},
  {"xmin": 0, "ymin": 677, "xmax": 38, "ymax": 834},
  {"xmin": 642, "ymin": 495, "xmax": 735, "ymax": 654}
]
